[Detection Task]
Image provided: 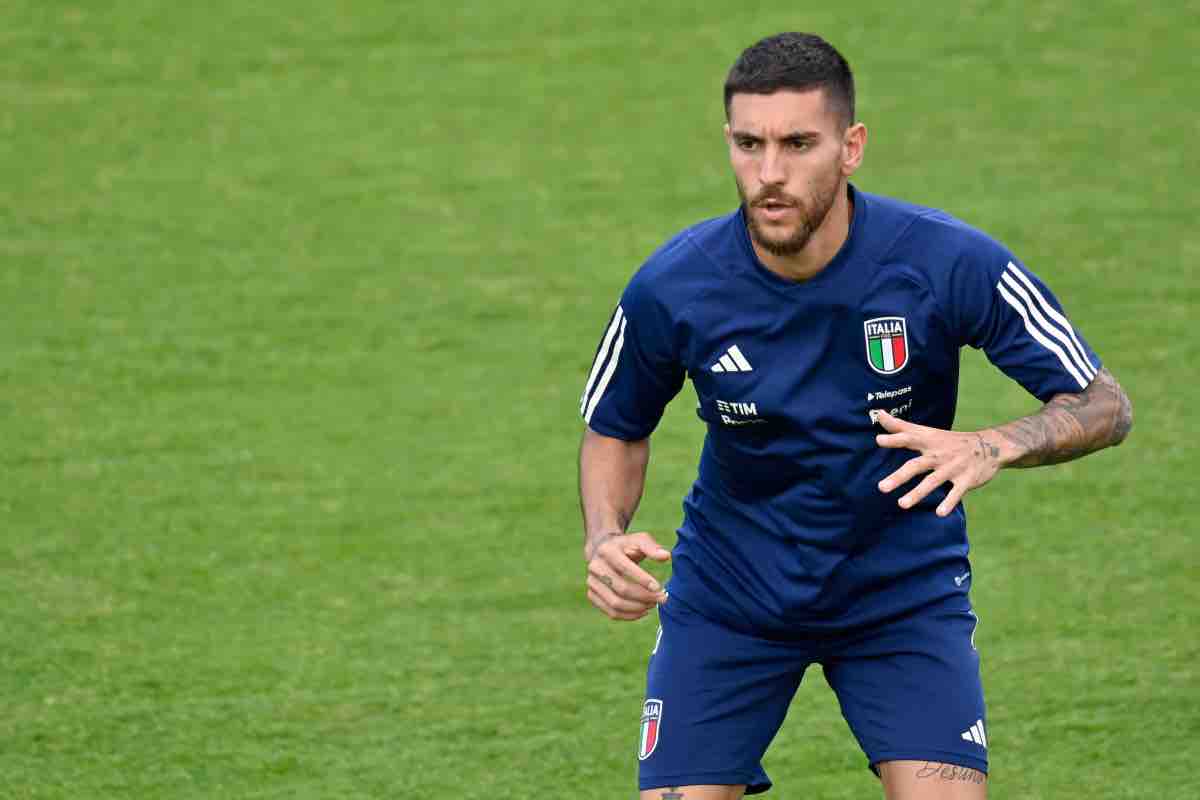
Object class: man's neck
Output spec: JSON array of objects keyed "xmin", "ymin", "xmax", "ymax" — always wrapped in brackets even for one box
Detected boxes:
[{"xmin": 752, "ymin": 184, "xmax": 854, "ymax": 283}]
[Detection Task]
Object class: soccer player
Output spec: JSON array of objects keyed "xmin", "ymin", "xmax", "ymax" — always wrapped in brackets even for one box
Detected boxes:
[{"xmin": 577, "ymin": 32, "xmax": 1132, "ymax": 800}]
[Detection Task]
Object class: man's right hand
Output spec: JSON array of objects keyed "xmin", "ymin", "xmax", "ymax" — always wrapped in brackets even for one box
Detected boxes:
[{"xmin": 584, "ymin": 532, "xmax": 671, "ymax": 621}]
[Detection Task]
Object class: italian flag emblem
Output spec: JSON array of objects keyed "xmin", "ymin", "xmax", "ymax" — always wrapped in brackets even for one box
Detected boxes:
[
  {"xmin": 638, "ymin": 699, "xmax": 662, "ymax": 760},
  {"xmin": 864, "ymin": 316, "xmax": 909, "ymax": 375}
]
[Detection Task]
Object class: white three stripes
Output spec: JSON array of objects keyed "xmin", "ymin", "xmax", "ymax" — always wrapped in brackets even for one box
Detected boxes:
[
  {"xmin": 961, "ymin": 719, "xmax": 988, "ymax": 748},
  {"xmin": 711, "ymin": 345, "xmax": 753, "ymax": 373},
  {"xmin": 996, "ymin": 262, "xmax": 1096, "ymax": 390},
  {"xmin": 1001, "ymin": 265, "xmax": 1094, "ymax": 381},
  {"xmin": 581, "ymin": 306, "xmax": 627, "ymax": 423}
]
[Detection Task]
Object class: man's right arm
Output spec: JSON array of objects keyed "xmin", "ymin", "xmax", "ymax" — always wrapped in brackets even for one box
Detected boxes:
[
  {"xmin": 579, "ymin": 427, "xmax": 649, "ymax": 560},
  {"xmin": 578, "ymin": 427, "xmax": 671, "ymax": 620}
]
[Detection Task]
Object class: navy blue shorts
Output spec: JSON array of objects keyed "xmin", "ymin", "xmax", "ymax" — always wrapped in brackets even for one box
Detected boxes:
[{"xmin": 637, "ymin": 595, "xmax": 987, "ymax": 794}]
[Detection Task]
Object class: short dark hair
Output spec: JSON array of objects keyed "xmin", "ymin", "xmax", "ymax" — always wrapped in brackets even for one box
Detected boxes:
[{"xmin": 723, "ymin": 33, "xmax": 855, "ymax": 128}]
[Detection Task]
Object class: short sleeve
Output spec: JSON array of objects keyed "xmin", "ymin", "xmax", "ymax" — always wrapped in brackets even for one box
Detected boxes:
[
  {"xmin": 945, "ymin": 242, "xmax": 1102, "ymax": 402},
  {"xmin": 579, "ymin": 274, "xmax": 686, "ymax": 440}
]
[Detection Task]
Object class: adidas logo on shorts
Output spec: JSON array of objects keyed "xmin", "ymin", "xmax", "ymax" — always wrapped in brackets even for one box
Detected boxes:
[{"xmin": 960, "ymin": 718, "xmax": 987, "ymax": 748}]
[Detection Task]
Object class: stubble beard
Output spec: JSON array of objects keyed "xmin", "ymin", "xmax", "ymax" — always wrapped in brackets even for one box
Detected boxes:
[{"xmin": 738, "ymin": 173, "xmax": 841, "ymax": 258}]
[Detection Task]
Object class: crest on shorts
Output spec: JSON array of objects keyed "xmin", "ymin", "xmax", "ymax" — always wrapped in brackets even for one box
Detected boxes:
[
  {"xmin": 864, "ymin": 316, "xmax": 909, "ymax": 375},
  {"xmin": 638, "ymin": 699, "xmax": 663, "ymax": 760}
]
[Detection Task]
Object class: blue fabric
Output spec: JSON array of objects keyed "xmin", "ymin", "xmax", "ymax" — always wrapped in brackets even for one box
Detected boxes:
[
  {"xmin": 581, "ymin": 185, "xmax": 1102, "ymax": 633},
  {"xmin": 638, "ymin": 593, "xmax": 987, "ymax": 794}
]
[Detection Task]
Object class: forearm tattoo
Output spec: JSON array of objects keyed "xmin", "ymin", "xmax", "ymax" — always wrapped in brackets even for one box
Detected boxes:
[
  {"xmin": 585, "ymin": 532, "xmax": 617, "ymax": 562},
  {"xmin": 583, "ymin": 512, "xmax": 633, "ymax": 561},
  {"xmin": 995, "ymin": 368, "xmax": 1133, "ymax": 468},
  {"xmin": 916, "ymin": 762, "xmax": 987, "ymax": 784}
]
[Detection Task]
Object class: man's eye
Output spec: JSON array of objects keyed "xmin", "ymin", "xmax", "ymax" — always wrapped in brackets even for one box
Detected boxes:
[
  {"xmin": 788, "ymin": 139, "xmax": 811, "ymax": 150},
  {"xmin": 737, "ymin": 139, "xmax": 758, "ymax": 151}
]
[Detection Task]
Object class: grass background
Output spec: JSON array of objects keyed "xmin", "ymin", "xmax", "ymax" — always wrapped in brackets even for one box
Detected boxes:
[{"xmin": 2, "ymin": 1, "xmax": 1197, "ymax": 797}]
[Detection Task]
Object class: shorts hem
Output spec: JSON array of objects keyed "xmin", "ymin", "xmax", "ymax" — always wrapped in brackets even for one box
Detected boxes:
[
  {"xmin": 868, "ymin": 748, "xmax": 988, "ymax": 776},
  {"xmin": 640, "ymin": 770, "xmax": 771, "ymax": 794}
]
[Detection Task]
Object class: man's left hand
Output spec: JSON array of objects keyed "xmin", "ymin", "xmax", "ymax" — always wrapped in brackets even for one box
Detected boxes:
[{"xmin": 873, "ymin": 409, "xmax": 1006, "ymax": 517}]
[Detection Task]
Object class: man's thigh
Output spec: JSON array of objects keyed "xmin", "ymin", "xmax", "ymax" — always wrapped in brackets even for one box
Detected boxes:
[
  {"xmin": 637, "ymin": 597, "xmax": 812, "ymax": 795},
  {"xmin": 878, "ymin": 760, "xmax": 987, "ymax": 799},
  {"xmin": 823, "ymin": 600, "xmax": 989, "ymax": 779}
]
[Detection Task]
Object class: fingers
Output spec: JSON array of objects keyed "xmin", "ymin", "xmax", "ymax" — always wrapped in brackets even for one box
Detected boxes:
[
  {"xmin": 896, "ymin": 469, "xmax": 949, "ymax": 509},
  {"xmin": 621, "ymin": 531, "xmax": 673, "ymax": 563},
  {"xmin": 875, "ymin": 422, "xmax": 921, "ymax": 450},
  {"xmin": 599, "ymin": 534, "xmax": 669, "ymax": 592},
  {"xmin": 874, "ymin": 422, "xmax": 991, "ymax": 515},
  {"xmin": 900, "ymin": 471, "xmax": 966, "ymax": 516},
  {"xmin": 586, "ymin": 532, "xmax": 670, "ymax": 621},
  {"xmin": 585, "ymin": 534, "xmax": 672, "ymax": 623},
  {"xmin": 588, "ymin": 559, "xmax": 666, "ymax": 606},
  {"xmin": 871, "ymin": 409, "xmax": 913, "ymax": 433},
  {"xmin": 877, "ymin": 454, "xmax": 955, "ymax": 510},
  {"xmin": 936, "ymin": 480, "xmax": 969, "ymax": 517},
  {"xmin": 882, "ymin": 460, "xmax": 969, "ymax": 515},
  {"xmin": 873, "ymin": 411, "xmax": 934, "ymax": 451},
  {"xmin": 874, "ymin": 431, "xmax": 913, "ymax": 449},
  {"xmin": 586, "ymin": 572, "xmax": 659, "ymax": 620},
  {"xmin": 587, "ymin": 587, "xmax": 649, "ymax": 621},
  {"xmin": 878, "ymin": 455, "xmax": 937, "ymax": 493}
]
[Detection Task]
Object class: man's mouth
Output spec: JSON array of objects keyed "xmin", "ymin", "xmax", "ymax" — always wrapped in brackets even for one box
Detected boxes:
[{"xmin": 755, "ymin": 199, "xmax": 796, "ymax": 220}]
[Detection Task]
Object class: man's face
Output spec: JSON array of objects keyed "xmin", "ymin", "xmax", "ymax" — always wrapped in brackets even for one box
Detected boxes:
[{"xmin": 725, "ymin": 89, "xmax": 862, "ymax": 257}]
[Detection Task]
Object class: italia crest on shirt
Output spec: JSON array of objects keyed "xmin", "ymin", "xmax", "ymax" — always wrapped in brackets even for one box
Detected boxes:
[
  {"xmin": 864, "ymin": 316, "xmax": 909, "ymax": 375},
  {"xmin": 638, "ymin": 699, "xmax": 662, "ymax": 760}
]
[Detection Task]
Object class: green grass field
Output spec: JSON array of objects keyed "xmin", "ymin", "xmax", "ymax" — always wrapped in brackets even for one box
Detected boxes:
[{"xmin": 3, "ymin": 2, "xmax": 1198, "ymax": 797}]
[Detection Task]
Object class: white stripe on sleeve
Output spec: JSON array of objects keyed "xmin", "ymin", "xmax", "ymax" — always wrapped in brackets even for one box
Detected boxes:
[
  {"xmin": 1000, "ymin": 272, "xmax": 1096, "ymax": 383},
  {"xmin": 584, "ymin": 316, "xmax": 627, "ymax": 424},
  {"xmin": 1003, "ymin": 263, "xmax": 1096, "ymax": 380},
  {"xmin": 580, "ymin": 306, "xmax": 624, "ymax": 415},
  {"xmin": 997, "ymin": 283, "xmax": 1090, "ymax": 389}
]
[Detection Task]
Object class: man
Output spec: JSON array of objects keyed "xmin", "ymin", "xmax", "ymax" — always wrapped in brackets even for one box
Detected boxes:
[{"xmin": 577, "ymin": 32, "xmax": 1132, "ymax": 800}]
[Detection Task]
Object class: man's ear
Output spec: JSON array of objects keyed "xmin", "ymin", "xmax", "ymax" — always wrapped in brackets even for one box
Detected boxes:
[{"xmin": 842, "ymin": 122, "xmax": 867, "ymax": 176}]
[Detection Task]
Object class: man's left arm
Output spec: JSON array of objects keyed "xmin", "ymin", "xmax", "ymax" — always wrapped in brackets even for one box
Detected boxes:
[{"xmin": 874, "ymin": 367, "xmax": 1133, "ymax": 517}]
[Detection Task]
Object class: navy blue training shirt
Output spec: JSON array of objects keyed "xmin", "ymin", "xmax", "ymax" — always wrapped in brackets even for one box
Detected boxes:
[{"xmin": 580, "ymin": 185, "xmax": 1102, "ymax": 635}]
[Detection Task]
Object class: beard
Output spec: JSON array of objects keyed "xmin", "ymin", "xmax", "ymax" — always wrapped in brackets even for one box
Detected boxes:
[{"xmin": 736, "ymin": 172, "xmax": 841, "ymax": 257}]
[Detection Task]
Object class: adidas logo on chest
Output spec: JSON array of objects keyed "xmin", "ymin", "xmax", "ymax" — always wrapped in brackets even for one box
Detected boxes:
[
  {"xmin": 709, "ymin": 345, "xmax": 753, "ymax": 373},
  {"xmin": 706, "ymin": 344, "xmax": 764, "ymax": 426}
]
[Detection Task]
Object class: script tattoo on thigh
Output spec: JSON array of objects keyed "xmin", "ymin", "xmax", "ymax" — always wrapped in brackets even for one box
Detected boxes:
[{"xmin": 916, "ymin": 763, "xmax": 986, "ymax": 784}]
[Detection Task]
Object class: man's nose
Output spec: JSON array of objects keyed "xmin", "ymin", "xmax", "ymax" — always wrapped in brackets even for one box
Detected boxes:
[{"xmin": 759, "ymin": 146, "xmax": 786, "ymax": 186}]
